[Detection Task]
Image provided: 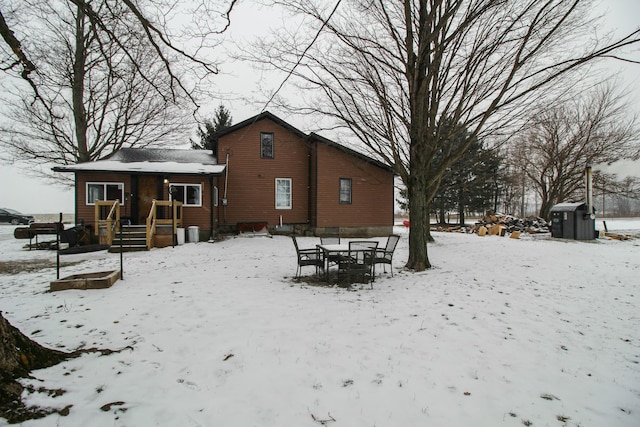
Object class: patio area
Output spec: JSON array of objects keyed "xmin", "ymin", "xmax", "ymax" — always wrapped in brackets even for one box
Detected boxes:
[{"xmin": 292, "ymin": 235, "xmax": 400, "ymax": 287}]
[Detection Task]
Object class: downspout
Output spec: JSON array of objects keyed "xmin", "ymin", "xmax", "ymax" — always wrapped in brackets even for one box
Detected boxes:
[
  {"xmin": 308, "ymin": 141, "xmax": 313, "ymax": 229},
  {"xmin": 209, "ymin": 174, "xmax": 214, "ymax": 241},
  {"xmin": 585, "ymin": 165, "xmax": 593, "ymax": 215},
  {"xmin": 391, "ymin": 173, "xmax": 395, "ymax": 230},
  {"xmin": 74, "ymin": 173, "xmax": 79, "ymax": 226},
  {"xmin": 223, "ymin": 152, "xmax": 229, "ymax": 224}
]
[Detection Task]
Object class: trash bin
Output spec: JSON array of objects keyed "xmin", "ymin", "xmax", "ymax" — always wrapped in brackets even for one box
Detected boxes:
[
  {"xmin": 176, "ymin": 228, "xmax": 185, "ymax": 245},
  {"xmin": 187, "ymin": 226, "xmax": 199, "ymax": 243}
]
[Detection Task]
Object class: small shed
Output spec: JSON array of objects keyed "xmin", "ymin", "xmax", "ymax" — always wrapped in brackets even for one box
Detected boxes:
[{"xmin": 549, "ymin": 202, "xmax": 596, "ymax": 240}]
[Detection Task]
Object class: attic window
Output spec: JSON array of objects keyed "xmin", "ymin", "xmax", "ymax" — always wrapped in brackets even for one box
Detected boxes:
[{"xmin": 261, "ymin": 132, "xmax": 274, "ymax": 159}]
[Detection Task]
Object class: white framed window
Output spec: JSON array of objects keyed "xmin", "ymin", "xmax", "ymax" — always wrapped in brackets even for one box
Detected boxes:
[
  {"xmin": 339, "ymin": 178, "xmax": 352, "ymax": 204},
  {"xmin": 169, "ymin": 183, "xmax": 202, "ymax": 207},
  {"xmin": 275, "ymin": 178, "xmax": 292, "ymax": 209},
  {"xmin": 86, "ymin": 182, "xmax": 124, "ymax": 205}
]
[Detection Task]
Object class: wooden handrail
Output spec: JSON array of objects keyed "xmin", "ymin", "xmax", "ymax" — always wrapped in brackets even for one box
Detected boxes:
[
  {"xmin": 94, "ymin": 200, "xmax": 120, "ymax": 246},
  {"xmin": 145, "ymin": 200, "xmax": 183, "ymax": 248},
  {"xmin": 146, "ymin": 199, "xmax": 157, "ymax": 250}
]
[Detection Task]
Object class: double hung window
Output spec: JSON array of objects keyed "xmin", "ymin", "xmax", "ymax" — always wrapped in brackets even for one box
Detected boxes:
[
  {"xmin": 275, "ymin": 178, "xmax": 292, "ymax": 209},
  {"xmin": 86, "ymin": 182, "xmax": 124, "ymax": 205},
  {"xmin": 169, "ymin": 183, "xmax": 202, "ymax": 207}
]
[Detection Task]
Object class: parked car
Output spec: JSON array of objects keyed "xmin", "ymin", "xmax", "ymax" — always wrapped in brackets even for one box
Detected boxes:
[{"xmin": 0, "ymin": 208, "xmax": 35, "ymax": 225}]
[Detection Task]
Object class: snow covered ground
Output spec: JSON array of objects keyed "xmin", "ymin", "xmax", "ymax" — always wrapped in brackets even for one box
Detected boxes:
[{"xmin": 1, "ymin": 220, "xmax": 639, "ymax": 427}]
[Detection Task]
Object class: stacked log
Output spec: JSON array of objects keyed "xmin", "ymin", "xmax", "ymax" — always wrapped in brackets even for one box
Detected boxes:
[
  {"xmin": 429, "ymin": 211, "xmax": 551, "ymax": 237},
  {"xmin": 473, "ymin": 211, "xmax": 550, "ymax": 235}
]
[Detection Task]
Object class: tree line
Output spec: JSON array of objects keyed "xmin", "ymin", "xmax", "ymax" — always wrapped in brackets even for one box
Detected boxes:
[{"xmin": 398, "ymin": 84, "xmax": 640, "ymax": 222}]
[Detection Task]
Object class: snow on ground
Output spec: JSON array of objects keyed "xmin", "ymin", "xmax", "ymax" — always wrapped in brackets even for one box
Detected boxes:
[{"xmin": 0, "ymin": 220, "xmax": 639, "ymax": 427}]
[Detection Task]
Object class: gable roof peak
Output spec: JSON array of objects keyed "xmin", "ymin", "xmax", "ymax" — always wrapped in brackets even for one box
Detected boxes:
[
  {"xmin": 213, "ymin": 110, "xmax": 307, "ymax": 140},
  {"xmin": 308, "ymin": 132, "xmax": 393, "ymax": 172},
  {"xmin": 214, "ymin": 111, "xmax": 393, "ymax": 172}
]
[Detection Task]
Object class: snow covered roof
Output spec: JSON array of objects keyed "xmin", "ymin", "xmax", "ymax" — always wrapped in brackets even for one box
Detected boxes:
[
  {"xmin": 53, "ymin": 148, "xmax": 226, "ymax": 175},
  {"xmin": 550, "ymin": 202, "xmax": 588, "ymax": 212}
]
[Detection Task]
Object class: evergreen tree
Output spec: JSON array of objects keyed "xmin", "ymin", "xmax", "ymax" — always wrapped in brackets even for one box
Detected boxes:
[
  {"xmin": 191, "ymin": 105, "xmax": 232, "ymax": 152},
  {"xmin": 398, "ymin": 118, "xmax": 500, "ymax": 225},
  {"xmin": 431, "ymin": 118, "xmax": 500, "ymax": 225}
]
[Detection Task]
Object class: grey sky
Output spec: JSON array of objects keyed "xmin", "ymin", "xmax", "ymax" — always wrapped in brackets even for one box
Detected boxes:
[{"xmin": 1, "ymin": 0, "xmax": 639, "ymax": 214}]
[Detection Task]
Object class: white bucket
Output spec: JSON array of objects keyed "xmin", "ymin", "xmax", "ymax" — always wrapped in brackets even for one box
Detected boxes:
[{"xmin": 176, "ymin": 228, "xmax": 185, "ymax": 245}]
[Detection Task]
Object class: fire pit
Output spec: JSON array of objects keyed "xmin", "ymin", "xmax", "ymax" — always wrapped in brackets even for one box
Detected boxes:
[{"xmin": 50, "ymin": 270, "xmax": 120, "ymax": 292}]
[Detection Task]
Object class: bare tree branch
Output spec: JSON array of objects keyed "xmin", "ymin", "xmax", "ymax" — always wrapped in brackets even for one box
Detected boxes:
[
  {"xmin": 248, "ymin": 0, "xmax": 640, "ymax": 270},
  {"xmin": 511, "ymin": 83, "xmax": 638, "ymax": 219}
]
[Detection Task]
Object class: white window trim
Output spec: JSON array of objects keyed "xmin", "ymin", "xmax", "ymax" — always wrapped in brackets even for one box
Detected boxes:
[
  {"xmin": 275, "ymin": 178, "xmax": 292, "ymax": 210},
  {"xmin": 169, "ymin": 183, "xmax": 202, "ymax": 207},
  {"xmin": 86, "ymin": 182, "xmax": 125, "ymax": 205}
]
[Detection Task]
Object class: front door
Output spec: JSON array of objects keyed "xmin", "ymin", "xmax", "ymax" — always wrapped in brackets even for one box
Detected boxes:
[{"xmin": 137, "ymin": 175, "xmax": 162, "ymax": 225}]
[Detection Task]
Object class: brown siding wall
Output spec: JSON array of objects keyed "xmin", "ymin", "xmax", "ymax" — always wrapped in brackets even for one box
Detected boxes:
[
  {"xmin": 315, "ymin": 143, "xmax": 393, "ymax": 228},
  {"xmin": 71, "ymin": 116, "xmax": 392, "ymax": 237},
  {"xmin": 162, "ymin": 175, "xmax": 214, "ymax": 237},
  {"xmin": 75, "ymin": 172, "xmax": 132, "ymax": 227},
  {"xmin": 218, "ymin": 118, "xmax": 310, "ymax": 228},
  {"xmin": 75, "ymin": 172, "xmax": 216, "ymax": 238},
  {"xmin": 309, "ymin": 143, "xmax": 318, "ymax": 227}
]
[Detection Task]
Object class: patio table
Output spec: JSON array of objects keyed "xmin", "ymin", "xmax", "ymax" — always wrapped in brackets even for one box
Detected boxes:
[
  {"xmin": 317, "ymin": 243, "xmax": 377, "ymax": 284},
  {"xmin": 317, "ymin": 244, "xmax": 348, "ymax": 282}
]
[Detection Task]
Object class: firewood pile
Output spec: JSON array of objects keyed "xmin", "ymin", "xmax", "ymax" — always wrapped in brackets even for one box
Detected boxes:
[
  {"xmin": 430, "ymin": 210, "xmax": 551, "ymax": 238},
  {"xmin": 473, "ymin": 211, "xmax": 551, "ymax": 235}
]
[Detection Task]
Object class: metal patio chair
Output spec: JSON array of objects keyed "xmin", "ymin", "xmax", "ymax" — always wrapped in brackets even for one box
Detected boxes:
[
  {"xmin": 338, "ymin": 240, "xmax": 378, "ymax": 288},
  {"xmin": 369, "ymin": 234, "xmax": 400, "ymax": 277},
  {"xmin": 291, "ymin": 235, "xmax": 323, "ymax": 279}
]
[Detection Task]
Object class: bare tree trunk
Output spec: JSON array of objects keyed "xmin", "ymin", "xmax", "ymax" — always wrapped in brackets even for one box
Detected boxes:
[
  {"xmin": 406, "ymin": 137, "xmax": 432, "ymax": 269},
  {"xmin": 73, "ymin": 5, "xmax": 89, "ymax": 163},
  {"xmin": 459, "ymin": 192, "xmax": 466, "ymax": 226},
  {"xmin": 539, "ymin": 199, "xmax": 555, "ymax": 221},
  {"xmin": 407, "ymin": 194, "xmax": 431, "ymax": 270},
  {"xmin": 520, "ymin": 172, "xmax": 526, "ymax": 218},
  {"xmin": 0, "ymin": 312, "xmax": 69, "ymax": 423}
]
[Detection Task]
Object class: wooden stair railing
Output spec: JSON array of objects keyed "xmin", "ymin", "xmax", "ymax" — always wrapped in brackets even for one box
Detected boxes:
[
  {"xmin": 145, "ymin": 200, "xmax": 183, "ymax": 249},
  {"xmin": 95, "ymin": 200, "xmax": 120, "ymax": 246},
  {"xmin": 146, "ymin": 200, "xmax": 157, "ymax": 250}
]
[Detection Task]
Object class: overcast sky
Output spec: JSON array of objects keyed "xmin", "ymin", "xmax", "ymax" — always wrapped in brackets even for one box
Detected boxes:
[{"xmin": 1, "ymin": 0, "xmax": 639, "ymax": 214}]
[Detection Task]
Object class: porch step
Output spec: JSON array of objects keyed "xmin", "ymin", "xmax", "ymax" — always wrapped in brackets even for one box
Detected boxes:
[
  {"xmin": 109, "ymin": 225, "xmax": 149, "ymax": 253},
  {"xmin": 109, "ymin": 245, "xmax": 148, "ymax": 253}
]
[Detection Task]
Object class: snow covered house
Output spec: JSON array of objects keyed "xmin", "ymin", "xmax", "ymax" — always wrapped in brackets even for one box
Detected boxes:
[{"xmin": 54, "ymin": 111, "xmax": 395, "ymax": 249}]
